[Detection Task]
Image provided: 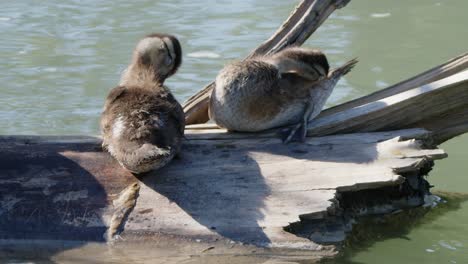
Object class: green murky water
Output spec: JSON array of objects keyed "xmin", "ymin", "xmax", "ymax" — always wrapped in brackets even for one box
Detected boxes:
[{"xmin": 1, "ymin": 0, "xmax": 467, "ymax": 263}]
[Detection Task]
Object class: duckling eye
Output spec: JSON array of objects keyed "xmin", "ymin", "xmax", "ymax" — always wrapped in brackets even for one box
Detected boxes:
[{"xmin": 165, "ymin": 55, "xmax": 173, "ymax": 66}]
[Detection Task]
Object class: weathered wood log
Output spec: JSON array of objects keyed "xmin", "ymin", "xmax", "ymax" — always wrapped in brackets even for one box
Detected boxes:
[
  {"xmin": 0, "ymin": 129, "xmax": 446, "ymax": 260},
  {"xmin": 183, "ymin": 0, "xmax": 352, "ymax": 125}
]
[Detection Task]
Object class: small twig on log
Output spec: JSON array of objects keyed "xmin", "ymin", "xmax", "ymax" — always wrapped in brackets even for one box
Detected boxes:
[{"xmin": 183, "ymin": 0, "xmax": 352, "ymax": 125}]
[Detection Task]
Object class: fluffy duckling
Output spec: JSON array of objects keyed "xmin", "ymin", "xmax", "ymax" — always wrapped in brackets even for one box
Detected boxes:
[
  {"xmin": 101, "ymin": 33, "xmax": 184, "ymax": 174},
  {"xmin": 209, "ymin": 47, "xmax": 357, "ymax": 143}
]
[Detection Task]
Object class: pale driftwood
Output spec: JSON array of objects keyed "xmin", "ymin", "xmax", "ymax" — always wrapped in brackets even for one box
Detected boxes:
[
  {"xmin": 306, "ymin": 70, "xmax": 468, "ymax": 143},
  {"xmin": 321, "ymin": 52, "xmax": 468, "ymax": 117},
  {"xmin": 0, "ymin": 129, "xmax": 446, "ymax": 261},
  {"xmin": 183, "ymin": 0, "xmax": 352, "ymax": 125}
]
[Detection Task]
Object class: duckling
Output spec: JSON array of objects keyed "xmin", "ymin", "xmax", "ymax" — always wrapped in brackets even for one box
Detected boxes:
[
  {"xmin": 209, "ymin": 47, "xmax": 357, "ymax": 143},
  {"xmin": 101, "ymin": 33, "xmax": 184, "ymax": 174}
]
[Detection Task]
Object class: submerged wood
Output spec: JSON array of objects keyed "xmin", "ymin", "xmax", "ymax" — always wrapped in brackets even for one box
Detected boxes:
[{"xmin": 183, "ymin": 0, "xmax": 352, "ymax": 125}]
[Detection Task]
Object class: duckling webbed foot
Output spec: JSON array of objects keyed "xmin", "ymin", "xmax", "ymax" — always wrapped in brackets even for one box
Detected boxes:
[
  {"xmin": 282, "ymin": 101, "xmax": 317, "ymax": 144},
  {"xmin": 282, "ymin": 121, "xmax": 307, "ymax": 143}
]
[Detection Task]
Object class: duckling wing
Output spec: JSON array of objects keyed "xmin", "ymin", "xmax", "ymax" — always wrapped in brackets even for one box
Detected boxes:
[
  {"xmin": 101, "ymin": 86, "xmax": 128, "ymax": 148},
  {"xmin": 103, "ymin": 86, "xmax": 127, "ymax": 109},
  {"xmin": 164, "ymin": 91, "xmax": 185, "ymax": 137},
  {"xmin": 216, "ymin": 60, "xmax": 279, "ymax": 95},
  {"xmin": 213, "ymin": 60, "xmax": 285, "ymax": 129}
]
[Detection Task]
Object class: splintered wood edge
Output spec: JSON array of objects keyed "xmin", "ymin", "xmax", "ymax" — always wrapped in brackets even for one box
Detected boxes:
[
  {"xmin": 376, "ymin": 137, "xmax": 448, "ymax": 174},
  {"xmin": 277, "ymin": 137, "xmax": 447, "ymax": 249}
]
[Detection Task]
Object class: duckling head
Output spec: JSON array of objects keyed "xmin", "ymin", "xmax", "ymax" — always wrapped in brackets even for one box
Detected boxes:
[
  {"xmin": 132, "ymin": 33, "xmax": 182, "ymax": 83},
  {"xmin": 271, "ymin": 47, "xmax": 330, "ymax": 81}
]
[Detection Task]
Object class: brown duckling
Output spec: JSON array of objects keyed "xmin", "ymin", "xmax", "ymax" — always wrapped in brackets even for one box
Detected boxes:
[
  {"xmin": 209, "ymin": 47, "xmax": 357, "ymax": 143},
  {"xmin": 101, "ymin": 33, "xmax": 184, "ymax": 174}
]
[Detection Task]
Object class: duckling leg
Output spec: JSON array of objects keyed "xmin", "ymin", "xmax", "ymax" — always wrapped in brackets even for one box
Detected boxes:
[{"xmin": 283, "ymin": 101, "xmax": 316, "ymax": 143}]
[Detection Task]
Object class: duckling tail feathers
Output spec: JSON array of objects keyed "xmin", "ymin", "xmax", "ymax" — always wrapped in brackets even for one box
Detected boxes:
[
  {"xmin": 117, "ymin": 143, "xmax": 178, "ymax": 174},
  {"xmin": 330, "ymin": 58, "xmax": 358, "ymax": 78}
]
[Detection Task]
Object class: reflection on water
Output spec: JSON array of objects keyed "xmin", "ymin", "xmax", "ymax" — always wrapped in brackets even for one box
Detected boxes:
[
  {"xmin": 332, "ymin": 191, "xmax": 468, "ymax": 264},
  {"xmin": 0, "ymin": 0, "xmax": 468, "ymax": 263}
]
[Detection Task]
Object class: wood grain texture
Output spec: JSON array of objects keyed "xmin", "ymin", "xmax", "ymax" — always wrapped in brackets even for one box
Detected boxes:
[
  {"xmin": 306, "ymin": 70, "xmax": 468, "ymax": 144},
  {"xmin": 0, "ymin": 129, "xmax": 446, "ymax": 251}
]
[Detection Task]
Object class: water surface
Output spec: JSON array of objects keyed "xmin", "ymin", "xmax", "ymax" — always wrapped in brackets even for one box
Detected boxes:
[{"xmin": 1, "ymin": 0, "xmax": 467, "ymax": 263}]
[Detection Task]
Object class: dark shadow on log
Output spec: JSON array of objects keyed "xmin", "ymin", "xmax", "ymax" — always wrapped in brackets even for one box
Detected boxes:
[
  {"xmin": 0, "ymin": 136, "xmax": 135, "ymax": 263},
  {"xmin": 0, "ymin": 131, "xmax": 442, "ymax": 258},
  {"xmin": 0, "ymin": 138, "xmax": 107, "ymax": 241},
  {"xmin": 141, "ymin": 143, "xmax": 273, "ymax": 245},
  {"xmin": 139, "ymin": 138, "xmax": 379, "ymax": 246},
  {"xmin": 0, "ymin": 133, "xmax": 382, "ymax": 250}
]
